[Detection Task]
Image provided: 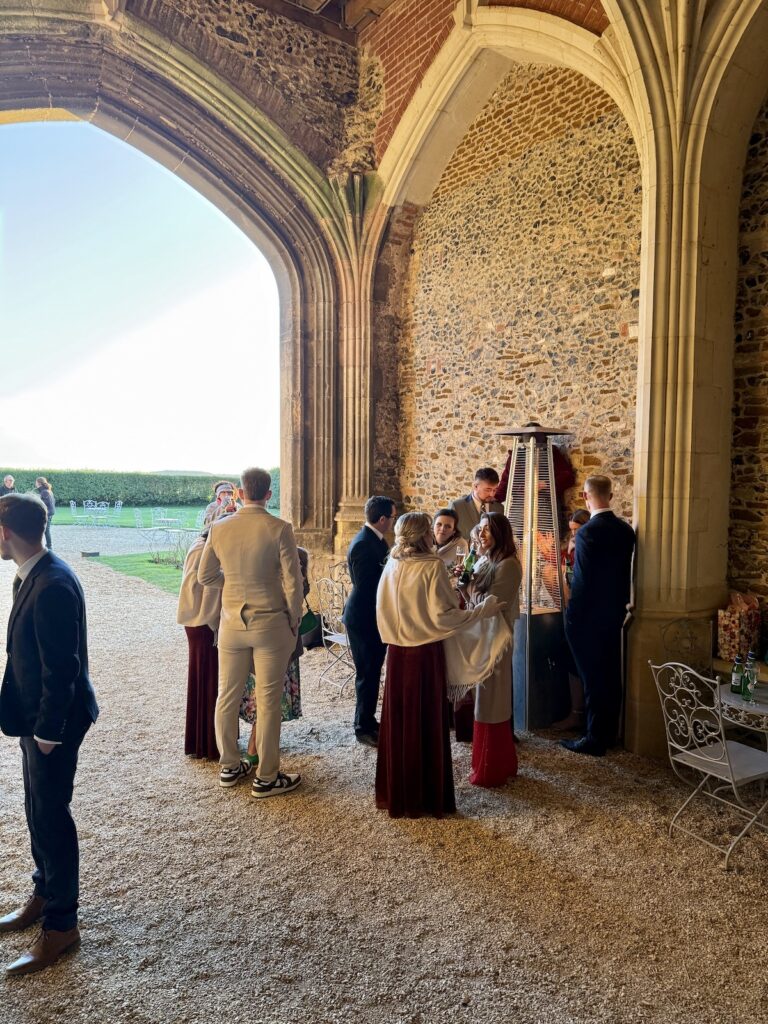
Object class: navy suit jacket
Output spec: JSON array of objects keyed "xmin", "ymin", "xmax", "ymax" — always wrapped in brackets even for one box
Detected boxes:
[
  {"xmin": 565, "ymin": 511, "xmax": 635, "ymax": 632},
  {"xmin": 0, "ymin": 551, "xmax": 98, "ymax": 740},
  {"xmin": 342, "ymin": 526, "xmax": 389, "ymax": 637}
]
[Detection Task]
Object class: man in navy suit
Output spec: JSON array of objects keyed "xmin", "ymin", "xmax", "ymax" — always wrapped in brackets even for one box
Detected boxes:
[
  {"xmin": 342, "ymin": 495, "xmax": 396, "ymax": 747},
  {"xmin": 0, "ymin": 494, "xmax": 98, "ymax": 975},
  {"xmin": 561, "ymin": 476, "xmax": 635, "ymax": 757}
]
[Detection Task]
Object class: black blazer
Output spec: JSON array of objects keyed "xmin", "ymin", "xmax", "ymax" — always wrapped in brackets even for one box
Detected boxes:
[
  {"xmin": 342, "ymin": 526, "xmax": 389, "ymax": 634},
  {"xmin": 565, "ymin": 511, "xmax": 635, "ymax": 632},
  {"xmin": 0, "ymin": 551, "xmax": 98, "ymax": 740}
]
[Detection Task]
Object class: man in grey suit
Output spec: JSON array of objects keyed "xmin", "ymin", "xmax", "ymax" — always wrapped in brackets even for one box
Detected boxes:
[
  {"xmin": 198, "ymin": 467, "xmax": 303, "ymax": 798},
  {"xmin": 450, "ymin": 467, "xmax": 504, "ymax": 540}
]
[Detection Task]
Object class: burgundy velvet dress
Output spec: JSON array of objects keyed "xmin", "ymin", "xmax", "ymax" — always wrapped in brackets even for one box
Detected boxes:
[
  {"xmin": 184, "ymin": 625, "xmax": 219, "ymax": 759},
  {"xmin": 375, "ymin": 641, "xmax": 456, "ymax": 819}
]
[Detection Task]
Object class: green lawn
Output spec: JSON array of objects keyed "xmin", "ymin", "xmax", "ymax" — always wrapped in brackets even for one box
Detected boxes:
[
  {"xmin": 95, "ymin": 554, "xmax": 183, "ymax": 594},
  {"xmin": 55, "ymin": 504, "xmax": 204, "ymax": 528}
]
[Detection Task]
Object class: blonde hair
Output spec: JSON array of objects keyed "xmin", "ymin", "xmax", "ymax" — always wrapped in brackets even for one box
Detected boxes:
[
  {"xmin": 584, "ymin": 475, "xmax": 612, "ymax": 500},
  {"xmin": 390, "ymin": 512, "xmax": 434, "ymax": 560}
]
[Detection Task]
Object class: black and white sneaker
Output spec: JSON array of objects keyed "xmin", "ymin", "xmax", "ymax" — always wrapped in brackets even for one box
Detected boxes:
[
  {"xmin": 219, "ymin": 760, "xmax": 254, "ymax": 788},
  {"xmin": 250, "ymin": 771, "xmax": 302, "ymax": 799}
]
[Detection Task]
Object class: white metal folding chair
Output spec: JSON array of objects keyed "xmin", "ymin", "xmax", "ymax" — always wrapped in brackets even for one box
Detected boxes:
[
  {"xmin": 316, "ymin": 577, "xmax": 355, "ymax": 695},
  {"xmin": 650, "ymin": 660, "xmax": 768, "ymax": 869}
]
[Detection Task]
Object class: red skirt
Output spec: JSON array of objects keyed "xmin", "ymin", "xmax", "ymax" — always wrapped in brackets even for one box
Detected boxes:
[
  {"xmin": 470, "ymin": 720, "xmax": 518, "ymax": 787},
  {"xmin": 375, "ymin": 642, "xmax": 456, "ymax": 819},
  {"xmin": 184, "ymin": 626, "xmax": 219, "ymax": 760}
]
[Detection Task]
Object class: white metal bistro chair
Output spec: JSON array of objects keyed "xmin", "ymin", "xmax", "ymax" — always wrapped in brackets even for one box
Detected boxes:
[
  {"xmin": 315, "ymin": 577, "xmax": 355, "ymax": 695},
  {"xmin": 109, "ymin": 500, "xmax": 123, "ymax": 524},
  {"xmin": 650, "ymin": 660, "xmax": 768, "ymax": 869},
  {"xmin": 69, "ymin": 500, "xmax": 86, "ymax": 522},
  {"xmin": 328, "ymin": 559, "xmax": 351, "ymax": 590}
]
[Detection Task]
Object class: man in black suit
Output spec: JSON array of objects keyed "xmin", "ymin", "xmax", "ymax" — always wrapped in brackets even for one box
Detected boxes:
[
  {"xmin": 343, "ymin": 495, "xmax": 396, "ymax": 747},
  {"xmin": 561, "ymin": 475, "xmax": 635, "ymax": 757},
  {"xmin": 449, "ymin": 467, "xmax": 504, "ymax": 540},
  {"xmin": 0, "ymin": 494, "xmax": 98, "ymax": 976}
]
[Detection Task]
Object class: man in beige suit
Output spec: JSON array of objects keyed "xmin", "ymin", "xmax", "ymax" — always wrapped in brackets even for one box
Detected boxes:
[{"xmin": 198, "ymin": 467, "xmax": 303, "ymax": 797}]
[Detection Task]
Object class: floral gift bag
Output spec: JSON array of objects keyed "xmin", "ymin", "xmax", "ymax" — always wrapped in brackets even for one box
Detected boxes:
[{"xmin": 717, "ymin": 591, "xmax": 761, "ymax": 661}]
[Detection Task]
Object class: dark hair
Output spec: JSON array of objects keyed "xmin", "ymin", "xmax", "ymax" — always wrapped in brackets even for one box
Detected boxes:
[
  {"xmin": 35, "ymin": 476, "xmax": 52, "ymax": 492},
  {"xmin": 240, "ymin": 467, "xmax": 271, "ymax": 501},
  {"xmin": 569, "ymin": 508, "xmax": 590, "ymax": 526},
  {"xmin": 0, "ymin": 493, "xmax": 47, "ymax": 544},
  {"xmin": 473, "ymin": 512, "xmax": 519, "ymax": 594},
  {"xmin": 479, "ymin": 511, "xmax": 516, "ymax": 560},
  {"xmin": 433, "ymin": 508, "xmax": 459, "ymax": 526},
  {"xmin": 364, "ymin": 495, "xmax": 395, "ymax": 524},
  {"xmin": 474, "ymin": 467, "xmax": 499, "ymax": 485}
]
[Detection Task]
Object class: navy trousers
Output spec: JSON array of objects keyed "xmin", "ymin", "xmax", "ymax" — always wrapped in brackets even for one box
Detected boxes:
[
  {"xmin": 20, "ymin": 720, "xmax": 90, "ymax": 932},
  {"xmin": 346, "ymin": 623, "xmax": 386, "ymax": 735},
  {"xmin": 565, "ymin": 621, "xmax": 623, "ymax": 748}
]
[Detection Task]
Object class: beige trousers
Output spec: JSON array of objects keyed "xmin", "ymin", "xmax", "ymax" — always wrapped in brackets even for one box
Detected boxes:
[{"xmin": 215, "ymin": 615, "xmax": 295, "ymax": 781}]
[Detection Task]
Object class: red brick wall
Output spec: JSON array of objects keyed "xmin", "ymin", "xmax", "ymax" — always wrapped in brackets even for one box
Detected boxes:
[
  {"xmin": 359, "ymin": 0, "xmax": 456, "ymax": 162},
  {"xmin": 361, "ymin": 1, "xmax": 610, "ymax": 164},
  {"xmin": 489, "ymin": 1, "xmax": 609, "ymax": 36}
]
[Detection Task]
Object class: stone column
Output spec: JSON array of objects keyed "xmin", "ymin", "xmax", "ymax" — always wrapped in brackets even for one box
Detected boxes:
[
  {"xmin": 330, "ymin": 173, "xmax": 377, "ymax": 551},
  {"xmin": 608, "ymin": 0, "xmax": 768, "ymax": 756}
]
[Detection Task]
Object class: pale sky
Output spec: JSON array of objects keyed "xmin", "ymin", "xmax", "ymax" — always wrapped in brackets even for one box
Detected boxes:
[{"xmin": 0, "ymin": 121, "xmax": 280, "ymax": 474}]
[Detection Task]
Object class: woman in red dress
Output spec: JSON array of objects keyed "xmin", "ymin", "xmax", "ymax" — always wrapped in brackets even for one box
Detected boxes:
[
  {"xmin": 462, "ymin": 512, "xmax": 523, "ymax": 788},
  {"xmin": 375, "ymin": 512, "xmax": 510, "ymax": 818}
]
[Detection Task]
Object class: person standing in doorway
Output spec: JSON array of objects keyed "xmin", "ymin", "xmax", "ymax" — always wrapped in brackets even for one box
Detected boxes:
[
  {"xmin": 198, "ymin": 467, "xmax": 304, "ymax": 797},
  {"xmin": 0, "ymin": 493, "xmax": 98, "ymax": 976},
  {"xmin": 343, "ymin": 495, "xmax": 396, "ymax": 747},
  {"xmin": 561, "ymin": 476, "xmax": 635, "ymax": 757},
  {"xmin": 35, "ymin": 477, "xmax": 55, "ymax": 550}
]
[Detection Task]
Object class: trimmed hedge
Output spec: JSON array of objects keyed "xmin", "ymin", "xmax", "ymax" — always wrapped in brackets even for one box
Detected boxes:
[{"xmin": 1, "ymin": 467, "xmax": 281, "ymax": 509}]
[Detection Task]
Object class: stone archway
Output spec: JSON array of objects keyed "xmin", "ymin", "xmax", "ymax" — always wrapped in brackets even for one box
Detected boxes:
[
  {"xmin": 0, "ymin": 10, "xmax": 350, "ymax": 552},
  {"xmin": 361, "ymin": 0, "xmax": 768, "ymax": 755}
]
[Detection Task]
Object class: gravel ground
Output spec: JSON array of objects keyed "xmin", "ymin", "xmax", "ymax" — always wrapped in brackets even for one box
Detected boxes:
[{"xmin": 1, "ymin": 527, "xmax": 768, "ymax": 1023}]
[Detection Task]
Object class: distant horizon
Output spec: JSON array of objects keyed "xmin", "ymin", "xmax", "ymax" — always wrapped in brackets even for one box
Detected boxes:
[{"xmin": 0, "ymin": 464, "xmax": 280, "ymax": 476}]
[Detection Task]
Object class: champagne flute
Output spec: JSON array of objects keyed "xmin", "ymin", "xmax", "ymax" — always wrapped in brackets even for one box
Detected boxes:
[{"xmin": 454, "ymin": 544, "xmax": 467, "ymax": 569}]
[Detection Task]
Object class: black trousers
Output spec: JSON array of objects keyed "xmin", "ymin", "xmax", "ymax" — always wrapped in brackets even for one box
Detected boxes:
[
  {"xmin": 565, "ymin": 621, "xmax": 622, "ymax": 748},
  {"xmin": 20, "ymin": 720, "xmax": 90, "ymax": 932},
  {"xmin": 346, "ymin": 623, "xmax": 386, "ymax": 735}
]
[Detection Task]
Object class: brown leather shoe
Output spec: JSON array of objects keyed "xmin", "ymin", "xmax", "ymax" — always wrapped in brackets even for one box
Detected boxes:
[
  {"xmin": 0, "ymin": 894, "xmax": 46, "ymax": 933},
  {"xmin": 5, "ymin": 927, "xmax": 81, "ymax": 977}
]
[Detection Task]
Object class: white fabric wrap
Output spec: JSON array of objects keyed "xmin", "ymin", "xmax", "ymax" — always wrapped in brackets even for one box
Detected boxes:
[{"xmin": 376, "ymin": 554, "xmax": 511, "ymax": 700}]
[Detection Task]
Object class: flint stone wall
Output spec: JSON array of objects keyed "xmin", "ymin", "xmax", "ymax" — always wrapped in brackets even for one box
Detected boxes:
[
  {"xmin": 126, "ymin": 0, "xmax": 358, "ymax": 169},
  {"xmin": 730, "ymin": 93, "xmax": 768, "ymax": 612},
  {"xmin": 390, "ymin": 63, "xmax": 641, "ymax": 519}
]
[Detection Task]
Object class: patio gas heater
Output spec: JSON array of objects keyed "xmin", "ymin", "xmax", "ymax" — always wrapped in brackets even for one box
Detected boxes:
[{"xmin": 499, "ymin": 424, "xmax": 572, "ymax": 730}]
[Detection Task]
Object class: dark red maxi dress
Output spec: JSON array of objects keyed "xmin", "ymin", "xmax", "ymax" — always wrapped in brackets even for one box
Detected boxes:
[
  {"xmin": 375, "ymin": 641, "xmax": 456, "ymax": 819},
  {"xmin": 184, "ymin": 625, "xmax": 219, "ymax": 759}
]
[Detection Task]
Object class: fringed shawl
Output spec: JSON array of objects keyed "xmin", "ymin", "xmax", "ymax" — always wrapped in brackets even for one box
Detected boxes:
[{"xmin": 376, "ymin": 554, "xmax": 511, "ymax": 699}]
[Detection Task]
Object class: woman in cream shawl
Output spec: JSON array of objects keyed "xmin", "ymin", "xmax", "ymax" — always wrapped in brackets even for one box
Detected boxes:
[{"xmin": 375, "ymin": 512, "xmax": 511, "ymax": 818}]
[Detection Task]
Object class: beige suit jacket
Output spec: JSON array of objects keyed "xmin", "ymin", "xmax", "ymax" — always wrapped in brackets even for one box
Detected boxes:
[{"xmin": 197, "ymin": 505, "xmax": 303, "ymax": 632}]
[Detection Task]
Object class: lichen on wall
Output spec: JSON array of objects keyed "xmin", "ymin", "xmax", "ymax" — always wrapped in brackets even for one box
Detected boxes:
[
  {"xmin": 392, "ymin": 64, "xmax": 641, "ymax": 520},
  {"xmin": 730, "ymin": 93, "xmax": 768, "ymax": 611}
]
